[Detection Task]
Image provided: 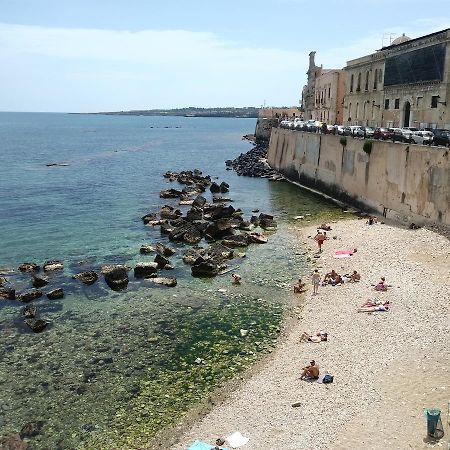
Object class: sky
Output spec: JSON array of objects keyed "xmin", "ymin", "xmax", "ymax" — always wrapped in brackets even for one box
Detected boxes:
[{"xmin": 1, "ymin": 0, "xmax": 449, "ymax": 112}]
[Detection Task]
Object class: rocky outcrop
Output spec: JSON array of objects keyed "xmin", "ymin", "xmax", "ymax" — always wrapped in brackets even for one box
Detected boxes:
[
  {"xmin": 140, "ymin": 244, "xmax": 156, "ymax": 254},
  {"xmin": 25, "ymin": 319, "xmax": 48, "ymax": 333},
  {"xmin": 191, "ymin": 258, "xmax": 220, "ymax": 277},
  {"xmin": 72, "ymin": 271, "xmax": 98, "ymax": 285},
  {"xmin": 227, "ymin": 142, "xmax": 276, "ymax": 178},
  {"xmin": 18, "ymin": 262, "xmax": 40, "ymax": 273},
  {"xmin": 0, "ymin": 287, "xmax": 15, "ymax": 300},
  {"xmin": 43, "ymin": 260, "xmax": 64, "ymax": 272},
  {"xmin": 47, "ymin": 288, "xmax": 64, "ymax": 300},
  {"xmin": 154, "ymin": 254, "xmax": 170, "ymax": 269},
  {"xmin": 18, "ymin": 290, "xmax": 43, "ymax": 303},
  {"xmin": 159, "ymin": 188, "xmax": 183, "ymax": 198},
  {"xmin": 32, "ymin": 275, "xmax": 49, "ymax": 288},
  {"xmin": 101, "ymin": 265, "xmax": 129, "ymax": 291},
  {"xmin": 134, "ymin": 262, "xmax": 158, "ymax": 278},
  {"xmin": 155, "ymin": 243, "xmax": 176, "ymax": 256}
]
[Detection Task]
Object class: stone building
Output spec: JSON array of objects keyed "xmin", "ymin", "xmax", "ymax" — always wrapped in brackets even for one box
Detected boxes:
[
  {"xmin": 301, "ymin": 52, "xmax": 345, "ymax": 124},
  {"xmin": 343, "ymin": 28, "xmax": 450, "ymax": 129}
]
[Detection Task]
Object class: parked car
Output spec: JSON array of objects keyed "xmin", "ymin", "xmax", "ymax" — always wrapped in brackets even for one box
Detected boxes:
[
  {"xmin": 305, "ymin": 120, "xmax": 317, "ymax": 132},
  {"xmin": 432, "ymin": 129, "xmax": 450, "ymax": 147},
  {"xmin": 279, "ymin": 120, "xmax": 292, "ymax": 129},
  {"xmin": 389, "ymin": 128, "xmax": 413, "ymax": 143},
  {"xmin": 373, "ymin": 127, "xmax": 393, "ymax": 140},
  {"xmin": 335, "ymin": 125, "xmax": 345, "ymax": 135},
  {"xmin": 356, "ymin": 127, "xmax": 375, "ymax": 138},
  {"xmin": 293, "ymin": 118, "xmax": 305, "ymax": 130},
  {"xmin": 349, "ymin": 125, "xmax": 362, "ymax": 136},
  {"xmin": 411, "ymin": 130, "xmax": 433, "ymax": 145},
  {"xmin": 342, "ymin": 126, "xmax": 353, "ymax": 136}
]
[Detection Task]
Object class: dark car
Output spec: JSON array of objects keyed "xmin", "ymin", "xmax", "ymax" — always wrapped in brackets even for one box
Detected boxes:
[
  {"xmin": 342, "ymin": 126, "xmax": 353, "ymax": 136},
  {"xmin": 432, "ymin": 129, "xmax": 450, "ymax": 147},
  {"xmin": 373, "ymin": 127, "xmax": 393, "ymax": 140}
]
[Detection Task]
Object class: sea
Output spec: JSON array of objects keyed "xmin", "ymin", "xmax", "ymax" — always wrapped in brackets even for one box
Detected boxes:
[{"xmin": 0, "ymin": 112, "xmax": 344, "ymax": 449}]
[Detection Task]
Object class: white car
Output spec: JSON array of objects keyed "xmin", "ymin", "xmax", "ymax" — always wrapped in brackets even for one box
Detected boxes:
[{"xmin": 411, "ymin": 130, "xmax": 433, "ymax": 145}]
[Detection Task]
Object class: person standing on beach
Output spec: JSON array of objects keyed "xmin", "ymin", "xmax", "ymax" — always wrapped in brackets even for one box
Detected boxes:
[
  {"xmin": 312, "ymin": 269, "xmax": 321, "ymax": 295},
  {"xmin": 314, "ymin": 231, "xmax": 326, "ymax": 253}
]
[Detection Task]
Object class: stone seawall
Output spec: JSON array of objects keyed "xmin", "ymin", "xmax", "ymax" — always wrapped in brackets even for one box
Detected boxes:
[{"xmin": 267, "ymin": 128, "xmax": 450, "ymax": 227}]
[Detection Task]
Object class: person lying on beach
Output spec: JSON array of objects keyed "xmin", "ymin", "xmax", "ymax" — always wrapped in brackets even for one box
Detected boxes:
[
  {"xmin": 313, "ymin": 231, "xmax": 326, "ymax": 253},
  {"xmin": 374, "ymin": 277, "xmax": 387, "ymax": 291},
  {"xmin": 300, "ymin": 331, "xmax": 328, "ymax": 343},
  {"xmin": 293, "ymin": 278, "xmax": 306, "ymax": 293},
  {"xmin": 319, "ymin": 223, "xmax": 332, "ymax": 231},
  {"xmin": 349, "ymin": 270, "xmax": 361, "ymax": 282},
  {"xmin": 231, "ymin": 273, "xmax": 241, "ymax": 284},
  {"xmin": 300, "ymin": 360, "xmax": 320, "ymax": 380},
  {"xmin": 358, "ymin": 300, "xmax": 389, "ymax": 312},
  {"xmin": 323, "ymin": 269, "xmax": 343, "ymax": 285}
]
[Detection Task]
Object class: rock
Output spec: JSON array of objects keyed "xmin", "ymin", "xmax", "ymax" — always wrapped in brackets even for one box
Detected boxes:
[
  {"xmin": 47, "ymin": 288, "xmax": 64, "ymax": 300},
  {"xmin": 43, "ymin": 260, "xmax": 64, "ymax": 272},
  {"xmin": 145, "ymin": 277, "xmax": 177, "ymax": 287},
  {"xmin": 259, "ymin": 213, "xmax": 277, "ymax": 229},
  {"xmin": 182, "ymin": 248, "xmax": 204, "ymax": 265},
  {"xmin": 219, "ymin": 181, "xmax": 229, "ymax": 193},
  {"xmin": 134, "ymin": 262, "xmax": 158, "ymax": 278},
  {"xmin": 222, "ymin": 234, "xmax": 249, "ymax": 247},
  {"xmin": 247, "ymin": 232, "xmax": 268, "ymax": 243},
  {"xmin": 179, "ymin": 199, "xmax": 194, "ymax": 206},
  {"xmin": 72, "ymin": 271, "xmax": 98, "ymax": 285},
  {"xmin": 191, "ymin": 259, "xmax": 219, "ymax": 277},
  {"xmin": 25, "ymin": 319, "xmax": 48, "ymax": 333},
  {"xmin": 142, "ymin": 213, "xmax": 157, "ymax": 224},
  {"xmin": 0, "ymin": 276, "xmax": 7, "ymax": 286},
  {"xmin": 160, "ymin": 205, "xmax": 182, "ymax": 220},
  {"xmin": 18, "ymin": 262, "xmax": 40, "ymax": 273},
  {"xmin": 140, "ymin": 244, "xmax": 156, "ymax": 254},
  {"xmin": 0, "ymin": 287, "xmax": 15, "ymax": 300},
  {"xmin": 205, "ymin": 218, "xmax": 234, "ymax": 239},
  {"xmin": 207, "ymin": 243, "xmax": 234, "ymax": 260},
  {"xmin": 240, "ymin": 329, "xmax": 249, "ymax": 337},
  {"xmin": 186, "ymin": 207, "xmax": 203, "ymax": 221},
  {"xmin": 225, "ymin": 159, "xmax": 233, "ymax": 166},
  {"xmin": 22, "ymin": 304, "xmax": 37, "ymax": 319},
  {"xmin": 194, "ymin": 357, "xmax": 205, "ymax": 365},
  {"xmin": 154, "ymin": 254, "xmax": 170, "ymax": 269},
  {"xmin": 102, "ymin": 265, "xmax": 129, "ymax": 291},
  {"xmin": 192, "ymin": 194, "xmax": 207, "ymax": 208},
  {"xmin": 20, "ymin": 421, "xmax": 44, "ymax": 438},
  {"xmin": 159, "ymin": 188, "xmax": 183, "ymax": 198},
  {"xmin": 205, "ymin": 204, "xmax": 236, "ymax": 221},
  {"xmin": 160, "ymin": 222, "xmax": 174, "ymax": 235},
  {"xmin": 0, "ymin": 433, "xmax": 28, "ymax": 450},
  {"xmin": 212, "ymin": 196, "xmax": 233, "ymax": 203},
  {"xmin": 17, "ymin": 290, "xmax": 43, "ymax": 303},
  {"xmin": 155, "ymin": 243, "xmax": 176, "ymax": 256},
  {"xmin": 32, "ymin": 275, "xmax": 49, "ymax": 288},
  {"xmin": 209, "ymin": 182, "xmax": 221, "ymax": 193}
]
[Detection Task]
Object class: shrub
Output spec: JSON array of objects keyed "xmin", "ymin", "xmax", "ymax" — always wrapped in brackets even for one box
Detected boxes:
[
  {"xmin": 339, "ymin": 137, "xmax": 347, "ymax": 147},
  {"xmin": 363, "ymin": 140, "xmax": 373, "ymax": 155}
]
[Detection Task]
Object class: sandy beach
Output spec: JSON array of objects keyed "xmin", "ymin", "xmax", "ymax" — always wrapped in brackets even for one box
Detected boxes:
[{"xmin": 168, "ymin": 218, "xmax": 450, "ymax": 450}]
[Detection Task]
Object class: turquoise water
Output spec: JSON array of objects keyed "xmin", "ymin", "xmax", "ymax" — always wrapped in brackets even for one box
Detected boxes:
[{"xmin": 0, "ymin": 113, "xmax": 343, "ymax": 449}]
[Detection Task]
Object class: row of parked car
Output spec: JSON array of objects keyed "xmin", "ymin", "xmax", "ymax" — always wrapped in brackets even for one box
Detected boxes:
[{"xmin": 279, "ymin": 119, "xmax": 450, "ymax": 147}]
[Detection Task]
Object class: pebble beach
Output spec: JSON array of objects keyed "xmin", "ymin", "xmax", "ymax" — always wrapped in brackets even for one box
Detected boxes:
[{"xmin": 168, "ymin": 218, "xmax": 450, "ymax": 450}]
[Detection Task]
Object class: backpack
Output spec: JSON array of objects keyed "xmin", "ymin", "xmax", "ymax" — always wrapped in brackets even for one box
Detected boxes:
[{"xmin": 322, "ymin": 374, "xmax": 334, "ymax": 384}]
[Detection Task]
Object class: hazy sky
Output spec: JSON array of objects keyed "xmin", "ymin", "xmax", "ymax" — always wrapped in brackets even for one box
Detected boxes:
[{"xmin": 1, "ymin": 0, "xmax": 449, "ymax": 112}]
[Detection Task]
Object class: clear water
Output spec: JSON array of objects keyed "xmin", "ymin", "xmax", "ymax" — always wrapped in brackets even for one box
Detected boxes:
[{"xmin": 0, "ymin": 113, "xmax": 343, "ymax": 449}]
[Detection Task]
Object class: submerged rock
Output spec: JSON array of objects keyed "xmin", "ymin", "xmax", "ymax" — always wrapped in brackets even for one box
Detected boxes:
[
  {"xmin": 145, "ymin": 277, "xmax": 177, "ymax": 287},
  {"xmin": 17, "ymin": 290, "xmax": 43, "ymax": 303},
  {"xmin": 102, "ymin": 265, "xmax": 129, "ymax": 291},
  {"xmin": 18, "ymin": 262, "xmax": 40, "ymax": 273},
  {"xmin": 25, "ymin": 319, "xmax": 48, "ymax": 333},
  {"xmin": 159, "ymin": 188, "xmax": 182, "ymax": 198},
  {"xmin": 0, "ymin": 287, "xmax": 15, "ymax": 300},
  {"xmin": 43, "ymin": 260, "xmax": 64, "ymax": 272},
  {"xmin": 134, "ymin": 262, "xmax": 158, "ymax": 278},
  {"xmin": 20, "ymin": 421, "xmax": 44, "ymax": 438},
  {"xmin": 140, "ymin": 244, "xmax": 156, "ymax": 254},
  {"xmin": 47, "ymin": 288, "xmax": 64, "ymax": 300},
  {"xmin": 155, "ymin": 243, "xmax": 176, "ymax": 256},
  {"xmin": 154, "ymin": 254, "xmax": 170, "ymax": 269},
  {"xmin": 72, "ymin": 271, "xmax": 98, "ymax": 285},
  {"xmin": 22, "ymin": 304, "xmax": 37, "ymax": 319},
  {"xmin": 32, "ymin": 275, "xmax": 49, "ymax": 288}
]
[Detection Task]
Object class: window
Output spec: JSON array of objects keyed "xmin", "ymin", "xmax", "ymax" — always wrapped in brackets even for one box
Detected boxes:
[
  {"xmin": 356, "ymin": 102, "xmax": 359, "ymax": 119},
  {"xmin": 328, "ymin": 87, "xmax": 331, "ymax": 99},
  {"xmin": 417, "ymin": 97, "xmax": 423, "ymax": 108},
  {"xmin": 431, "ymin": 96, "xmax": 439, "ymax": 108},
  {"xmin": 365, "ymin": 72, "xmax": 369, "ymax": 91},
  {"xmin": 357, "ymin": 73, "xmax": 361, "ymax": 91},
  {"xmin": 384, "ymin": 99, "xmax": 390, "ymax": 110},
  {"xmin": 373, "ymin": 69, "xmax": 378, "ymax": 89},
  {"xmin": 349, "ymin": 102, "xmax": 352, "ymax": 119},
  {"xmin": 394, "ymin": 98, "xmax": 400, "ymax": 109},
  {"xmin": 378, "ymin": 69, "xmax": 383, "ymax": 83},
  {"xmin": 350, "ymin": 74, "xmax": 354, "ymax": 93}
]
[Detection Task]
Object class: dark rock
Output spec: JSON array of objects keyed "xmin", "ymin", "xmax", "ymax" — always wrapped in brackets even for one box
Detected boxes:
[
  {"xmin": 186, "ymin": 207, "xmax": 203, "ymax": 221},
  {"xmin": 159, "ymin": 188, "xmax": 183, "ymax": 198},
  {"xmin": 160, "ymin": 205, "xmax": 182, "ymax": 220},
  {"xmin": 259, "ymin": 213, "xmax": 277, "ymax": 229},
  {"xmin": 18, "ymin": 262, "xmax": 40, "ymax": 273},
  {"xmin": 191, "ymin": 259, "xmax": 219, "ymax": 277},
  {"xmin": 18, "ymin": 290, "xmax": 43, "ymax": 303},
  {"xmin": 160, "ymin": 222, "xmax": 174, "ymax": 235},
  {"xmin": 212, "ymin": 196, "xmax": 233, "ymax": 203},
  {"xmin": 219, "ymin": 181, "xmax": 229, "ymax": 193},
  {"xmin": 209, "ymin": 182, "xmax": 221, "ymax": 193},
  {"xmin": 192, "ymin": 194, "xmax": 207, "ymax": 208},
  {"xmin": 22, "ymin": 304, "xmax": 37, "ymax": 319},
  {"xmin": 0, "ymin": 433, "xmax": 28, "ymax": 450},
  {"xmin": 43, "ymin": 260, "xmax": 64, "ymax": 272},
  {"xmin": 47, "ymin": 288, "xmax": 64, "ymax": 300},
  {"xmin": 142, "ymin": 213, "xmax": 157, "ymax": 224},
  {"xmin": 102, "ymin": 265, "xmax": 129, "ymax": 291},
  {"xmin": 155, "ymin": 243, "xmax": 176, "ymax": 256},
  {"xmin": 154, "ymin": 254, "xmax": 169, "ymax": 269},
  {"xmin": 0, "ymin": 287, "xmax": 15, "ymax": 300},
  {"xmin": 20, "ymin": 421, "xmax": 44, "ymax": 438},
  {"xmin": 145, "ymin": 277, "xmax": 177, "ymax": 287},
  {"xmin": 72, "ymin": 271, "xmax": 98, "ymax": 285},
  {"xmin": 134, "ymin": 262, "xmax": 158, "ymax": 278},
  {"xmin": 207, "ymin": 243, "xmax": 234, "ymax": 260},
  {"xmin": 222, "ymin": 234, "xmax": 249, "ymax": 247},
  {"xmin": 205, "ymin": 218, "xmax": 233, "ymax": 239},
  {"xmin": 184, "ymin": 227, "xmax": 202, "ymax": 244},
  {"xmin": 182, "ymin": 248, "xmax": 204, "ymax": 265},
  {"xmin": 169, "ymin": 217, "xmax": 187, "ymax": 227},
  {"xmin": 25, "ymin": 319, "xmax": 48, "ymax": 333},
  {"xmin": 250, "ymin": 215, "xmax": 259, "ymax": 225},
  {"xmin": 0, "ymin": 276, "xmax": 7, "ymax": 286},
  {"xmin": 225, "ymin": 159, "xmax": 233, "ymax": 166},
  {"xmin": 140, "ymin": 244, "xmax": 156, "ymax": 254},
  {"xmin": 32, "ymin": 275, "xmax": 49, "ymax": 288}
]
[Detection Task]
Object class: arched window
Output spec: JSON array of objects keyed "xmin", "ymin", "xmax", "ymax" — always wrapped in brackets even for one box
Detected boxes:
[
  {"xmin": 357, "ymin": 73, "xmax": 361, "ymax": 91},
  {"xmin": 350, "ymin": 74, "xmax": 354, "ymax": 93}
]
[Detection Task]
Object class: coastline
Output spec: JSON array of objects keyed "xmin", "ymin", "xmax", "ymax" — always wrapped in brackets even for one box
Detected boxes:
[{"xmin": 168, "ymin": 218, "xmax": 450, "ymax": 450}]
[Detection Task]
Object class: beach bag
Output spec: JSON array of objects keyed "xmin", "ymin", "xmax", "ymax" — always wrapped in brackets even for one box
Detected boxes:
[{"xmin": 322, "ymin": 374, "xmax": 334, "ymax": 383}]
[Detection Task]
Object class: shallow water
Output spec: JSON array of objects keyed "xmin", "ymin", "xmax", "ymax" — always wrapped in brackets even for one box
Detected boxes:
[{"xmin": 0, "ymin": 113, "xmax": 345, "ymax": 449}]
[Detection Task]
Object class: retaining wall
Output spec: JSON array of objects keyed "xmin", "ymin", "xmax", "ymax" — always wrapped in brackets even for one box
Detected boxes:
[{"xmin": 267, "ymin": 128, "xmax": 450, "ymax": 227}]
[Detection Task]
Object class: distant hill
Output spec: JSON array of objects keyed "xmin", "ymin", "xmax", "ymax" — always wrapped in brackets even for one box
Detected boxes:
[{"xmin": 93, "ymin": 107, "xmax": 260, "ymax": 118}]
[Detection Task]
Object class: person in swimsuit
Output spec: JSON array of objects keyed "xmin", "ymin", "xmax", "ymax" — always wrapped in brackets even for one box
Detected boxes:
[
  {"xmin": 313, "ymin": 231, "xmax": 326, "ymax": 253},
  {"xmin": 301, "ymin": 360, "xmax": 320, "ymax": 380},
  {"xmin": 374, "ymin": 276, "xmax": 387, "ymax": 291},
  {"xmin": 312, "ymin": 269, "xmax": 321, "ymax": 295},
  {"xmin": 350, "ymin": 270, "xmax": 361, "ymax": 282},
  {"xmin": 293, "ymin": 278, "xmax": 306, "ymax": 293}
]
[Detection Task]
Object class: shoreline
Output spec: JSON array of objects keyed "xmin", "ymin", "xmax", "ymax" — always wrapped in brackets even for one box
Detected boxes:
[{"xmin": 168, "ymin": 218, "xmax": 450, "ymax": 450}]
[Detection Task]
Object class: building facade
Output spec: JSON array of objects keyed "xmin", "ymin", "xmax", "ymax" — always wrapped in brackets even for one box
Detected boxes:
[
  {"xmin": 343, "ymin": 29, "xmax": 450, "ymax": 129},
  {"xmin": 301, "ymin": 52, "xmax": 345, "ymax": 124}
]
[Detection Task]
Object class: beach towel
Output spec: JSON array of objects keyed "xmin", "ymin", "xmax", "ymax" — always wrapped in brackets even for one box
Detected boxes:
[
  {"xmin": 333, "ymin": 249, "xmax": 354, "ymax": 258},
  {"xmin": 226, "ymin": 431, "xmax": 249, "ymax": 448},
  {"xmin": 187, "ymin": 441, "xmax": 228, "ymax": 450}
]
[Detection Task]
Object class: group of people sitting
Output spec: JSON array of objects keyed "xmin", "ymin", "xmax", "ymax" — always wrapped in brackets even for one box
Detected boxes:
[{"xmin": 322, "ymin": 269, "xmax": 361, "ymax": 286}]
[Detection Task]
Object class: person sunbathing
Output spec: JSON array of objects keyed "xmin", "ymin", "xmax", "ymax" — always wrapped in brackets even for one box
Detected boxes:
[
  {"xmin": 324, "ymin": 270, "xmax": 343, "ymax": 285},
  {"xmin": 350, "ymin": 270, "xmax": 361, "ymax": 282},
  {"xmin": 293, "ymin": 278, "xmax": 306, "ymax": 293},
  {"xmin": 300, "ymin": 360, "xmax": 320, "ymax": 380},
  {"xmin": 319, "ymin": 223, "xmax": 332, "ymax": 231},
  {"xmin": 300, "ymin": 331, "xmax": 328, "ymax": 343},
  {"xmin": 374, "ymin": 277, "xmax": 387, "ymax": 291},
  {"xmin": 358, "ymin": 300, "xmax": 389, "ymax": 312}
]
